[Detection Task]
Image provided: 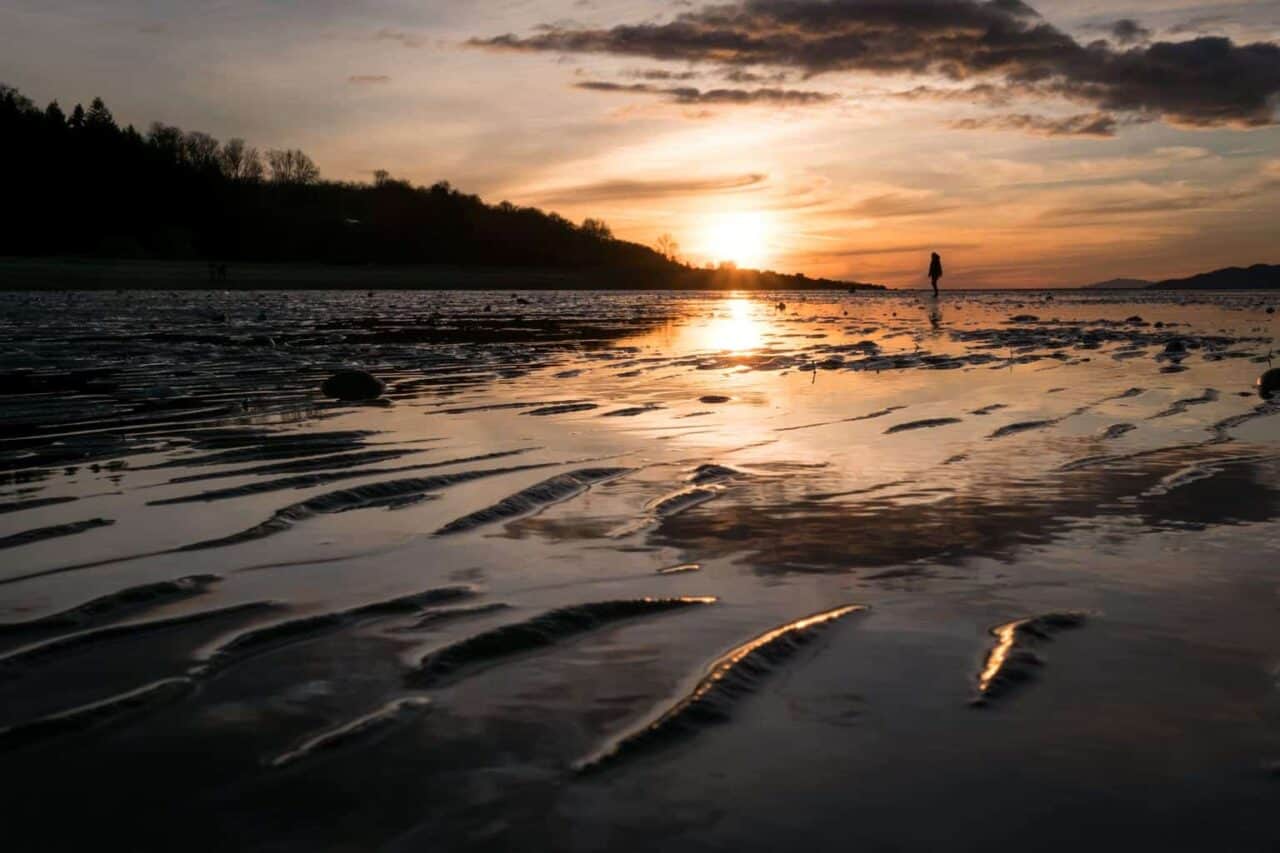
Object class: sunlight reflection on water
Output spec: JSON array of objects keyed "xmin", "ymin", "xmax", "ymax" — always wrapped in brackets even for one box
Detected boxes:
[{"xmin": 697, "ymin": 295, "xmax": 766, "ymax": 352}]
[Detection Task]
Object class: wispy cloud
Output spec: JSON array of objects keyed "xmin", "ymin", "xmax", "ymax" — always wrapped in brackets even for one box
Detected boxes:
[
  {"xmin": 843, "ymin": 192, "xmax": 962, "ymax": 219},
  {"xmin": 574, "ymin": 80, "xmax": 837, "ymax": 106},
  {"xmin": 812, "ymin": 241, "xmax": 981, "ymax": 258},
  {"xmin": 375, "ymin": 28, "xmax": 426, "ymax": 49},
  {"xmin": 622, "ymin": 68, "xmax": 701, "ymax": 81},
  {"xmin": 949, "ymin": 112, "xmax": 1123, "ymax": 137},
  {"xmin": 532, "ymin": 172, "xmax": 767, "ymax": 205},
  {"xmin": 348, "ymin": 75, "xmax": 391, "ymax": 85},
  {"xmin": 890, "ymin": 83, "xmax": 1019, "ymax": 107},
  {"xmin": 1169, "ymin": 14, "xmax": 1233, "ymax": 36},
  {"xmin": 1041, "ymin": 162, "xmax": 1280, "ymax": 221}
]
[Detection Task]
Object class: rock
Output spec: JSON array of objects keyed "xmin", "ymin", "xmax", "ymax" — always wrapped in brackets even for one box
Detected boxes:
[
  {"xmin": 1011, "ymin": 314, "xmax": 1039, "ymax": 322},
  {"xmin": 1257, "ymin": 368, "xmax": 1280, "ymax": 400},
  {"xmin": 699, "ymin": 395, "xmax": 731, "ymax": 404},
  {"xmin": 1163, "ymin": 339, "xmax": 1187, "ymax": 354},
  {"xmin": 321, "ymin": 369, "xmax": 385, "ymax": 401}
]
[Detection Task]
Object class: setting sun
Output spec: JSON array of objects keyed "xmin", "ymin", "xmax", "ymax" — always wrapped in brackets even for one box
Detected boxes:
[{"xmin": 702, "ymin": 211, "xmax": 770, "ymax": 269}]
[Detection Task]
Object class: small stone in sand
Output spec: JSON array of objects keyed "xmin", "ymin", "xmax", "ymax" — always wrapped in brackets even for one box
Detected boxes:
[
  {"xmin": 322, "ymin": 369, "xmax": 385, "ymax": 401},
  {"xmin": 1257, "ymin": 368, "xmax": 1280, "ymax": 400}
]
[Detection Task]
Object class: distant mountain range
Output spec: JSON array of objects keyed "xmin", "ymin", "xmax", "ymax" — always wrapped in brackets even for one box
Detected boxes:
[{"xmin": 1082, "ymin": 264, "xmax": 1280, "ymax": 290}]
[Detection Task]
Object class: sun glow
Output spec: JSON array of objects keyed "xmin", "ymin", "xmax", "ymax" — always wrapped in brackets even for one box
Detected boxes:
[{"xmin": 702, "ymin": 211, "xmax": 770, "ymax": 269}]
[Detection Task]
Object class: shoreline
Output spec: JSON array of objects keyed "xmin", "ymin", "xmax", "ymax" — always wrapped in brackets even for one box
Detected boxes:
[{"xmin": 0, "ymin": 257, "xmax": 882, "ymax": 292}]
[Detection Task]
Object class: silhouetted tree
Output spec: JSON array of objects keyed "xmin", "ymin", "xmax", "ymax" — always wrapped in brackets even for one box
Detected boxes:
[
  {"xmin": 266, "ymin": 148, "xmax": 319, "ymax": 184},
  {"xmin": 656, "ymin": 233, "xmax": 680, "ymax": 262},
  {"xmin": 218, "ymin": 138, "xmax": 264, "ymax": 181},
  {"xmin": 183, "ymin": 131, "xmax": 221, "ymax": 172},
  {"xmin": 0, "ymin": 84, "xmax": 34, "ymax": 113},
  {"xmin": 0, "ymin": 82, "xmax": 684, "ymax": 274},
  {"xmin": 148, "ymin": 122, "xmax": 185, "ymax": 161},
  {"xmin": 581, "ymin": 218, "xmax": 613, "ymax": 240},
  {"xmin": 85, "ymin": 97, "xmax": 116, "ymax": 131}
]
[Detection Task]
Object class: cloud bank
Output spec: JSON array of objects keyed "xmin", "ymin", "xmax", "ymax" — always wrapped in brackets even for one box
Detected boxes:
[{"xmin": 472, "ymin": 0, "xmax": 1280, "ymax": 128}]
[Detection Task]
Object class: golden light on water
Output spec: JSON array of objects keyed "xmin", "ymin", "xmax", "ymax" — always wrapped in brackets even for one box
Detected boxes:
[
  {"xmin": 578, "ymin": 604, "xmax": 863, "ymax": 770},
  {"xmin": 978, "ymin": 620, "xmax": 1022, "ymax": 694},
  {"xmin": 701, "ymin": 297, "xmax": 766, "ymax": 352}
]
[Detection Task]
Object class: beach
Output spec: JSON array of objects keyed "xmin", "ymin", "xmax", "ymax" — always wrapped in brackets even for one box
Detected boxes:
[{"xmin": 2, "ymin": 288, "xmax": 1279, "ymax": 850}]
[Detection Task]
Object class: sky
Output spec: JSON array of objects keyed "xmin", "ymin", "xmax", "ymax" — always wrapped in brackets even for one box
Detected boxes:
[{"xmin": 2, "ymin": 0, "xmax": 1279, "ymax": 287}]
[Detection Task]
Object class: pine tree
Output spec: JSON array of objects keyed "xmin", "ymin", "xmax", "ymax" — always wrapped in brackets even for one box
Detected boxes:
[{"xmin": 85, "ymin": 96, "xmax": 116, "ymax": 131}]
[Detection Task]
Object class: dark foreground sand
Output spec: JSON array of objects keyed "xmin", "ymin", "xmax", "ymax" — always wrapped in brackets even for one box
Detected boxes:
[{"xmin": 1, "ymin": 289, "xmax": 1279, "ymax": 851}]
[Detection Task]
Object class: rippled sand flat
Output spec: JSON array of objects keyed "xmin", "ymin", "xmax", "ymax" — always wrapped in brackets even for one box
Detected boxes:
[{"xmin": 2, "ymin": 289, "xmax": 1280, "ymax": 851}]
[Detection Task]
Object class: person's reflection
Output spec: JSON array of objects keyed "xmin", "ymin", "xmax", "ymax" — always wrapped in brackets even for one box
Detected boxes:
[{"xmin": 928, "ymin": 301, "xmax": 943, "ymax": 332}]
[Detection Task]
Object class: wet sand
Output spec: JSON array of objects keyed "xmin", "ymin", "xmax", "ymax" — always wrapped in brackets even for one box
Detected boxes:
[{"xmin": 2, "ymin": 289, "xmax": 1280, "ymax": 850}]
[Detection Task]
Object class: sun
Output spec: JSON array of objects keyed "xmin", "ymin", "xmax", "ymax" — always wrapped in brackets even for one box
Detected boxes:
[{"xmin": 703, "ymin": 211, "xmax": 769, "ymax": 269}]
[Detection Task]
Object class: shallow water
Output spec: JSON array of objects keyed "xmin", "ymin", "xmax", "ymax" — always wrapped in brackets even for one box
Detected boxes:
[{"xmin": 2, "ymin": 289, "xmax": 1280, "ymax": 850}]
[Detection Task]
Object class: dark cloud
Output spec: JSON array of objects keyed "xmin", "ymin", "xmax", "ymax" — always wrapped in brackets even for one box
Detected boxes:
[
  {"xmin": 723, "ymin": 68, "xmax": 789, "ymax": 83},
  {"xmin": 574, "ymin": 80, "xmax": 837, "ymax": 105},
  {"xmin": 472, "ymin": 0, "xmax": 1280, "ymax": 128},
  {"xmin": 1109, "ymin": 19, "xmax": 1151, "ymax": 45},
  {"xmin": 348, "ymin": 75, "xmax": 391, "ymax": 85},
  {"xmin": 949, "ymin": 111, "xmax": 1119, "ymax": 137},
  {"xmin": 534, "ymin": 172, "xmax": 766, "ymax": 205}
]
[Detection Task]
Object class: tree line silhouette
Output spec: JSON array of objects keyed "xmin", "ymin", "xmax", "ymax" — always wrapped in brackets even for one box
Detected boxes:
[{"xmin": 0, "ymin": 84, "xmax": 678, "ymax": 272}]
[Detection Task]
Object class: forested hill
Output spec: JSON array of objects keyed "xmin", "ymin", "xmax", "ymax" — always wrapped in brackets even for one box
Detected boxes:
[
  {"xmin": 1081, "ymin": 265, "xmax": 1280, "ymax": 291},
  {"xmin": 0, "ymin": 84, "xmax": 881, "ymax": 291},
  {"xmin": 1148, "ymin": 264, "xmax": 1280, "ymax": 290}
]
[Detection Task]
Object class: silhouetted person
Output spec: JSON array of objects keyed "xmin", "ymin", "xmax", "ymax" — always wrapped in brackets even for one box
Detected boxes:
[{"xmin": 928, "ymin": 252, "xmax": 943, "ymax": 296}]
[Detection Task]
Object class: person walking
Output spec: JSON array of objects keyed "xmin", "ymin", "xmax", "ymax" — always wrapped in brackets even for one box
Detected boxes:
[{"xmin": 928, "ymin": 252, "xmax": 943, "ymax": 296}]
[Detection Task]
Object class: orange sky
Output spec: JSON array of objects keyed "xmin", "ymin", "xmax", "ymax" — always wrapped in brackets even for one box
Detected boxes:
[{"xmin": 2, "ymin": 0, "xmax": 1278, "ymax": 286}]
